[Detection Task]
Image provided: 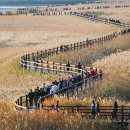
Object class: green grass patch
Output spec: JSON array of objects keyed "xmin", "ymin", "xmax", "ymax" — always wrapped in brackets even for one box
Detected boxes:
[{"xmin": 3, "ymin": 58, "xmax": 60, "ymax": 81}]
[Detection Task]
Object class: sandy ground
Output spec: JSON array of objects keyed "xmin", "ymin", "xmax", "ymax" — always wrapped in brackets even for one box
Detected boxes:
[{"xmin": 0, "ymin": 1, "xmax": 129, "ymax": 102}]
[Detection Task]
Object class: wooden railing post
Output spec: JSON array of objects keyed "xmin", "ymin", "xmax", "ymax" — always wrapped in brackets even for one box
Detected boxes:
[
  {"xmin": 26, "ymin": 95, "xmax": 28, "ymax": 108},
  {"xmin": 17, "ymin": 99, "xmax": 20, "ymax": 105},
  {"xmin": 20, "ymin": 96, "xmax": 23, "ymax": 110},
  {"xmin": 41, "ymin": 60, "xmax": 43, "ymax": 74},
  {"xmin": 60, "ymin": 63, "xmax": 62, "ymax": 71},
  {"xmin": 70, "ymin": 44, "xmax": 73, "ymax": 50},
  {"xmin": 41, "ymin": 50, "xmax": 43, "ymax": 57},
  {"xmin": 45, "ymin": 49, "xmax": 48, "ymax": 56},
  {"xmin": 28, "ymin": 54, "xmax": 30, "ymax": 61},
  {"xmin": 56, "ymin": 47, "xmax": 59, "ymax": 55},
  {"xmin": 32, "ymin": 53, "xmax": 34, "ymax": 61},
  {"xmin": 37, "ymin": 51, "xmax": 39, "ymax": 56},
  {"xmin": 34, "ymin": 62, "xmax": 36, "ymax": 72},
  {"xmin": 74, "ymin": 43, "xmax": 76, "ymax": 50},
  {"xmin": 56, "ymin": 64, "xmax": 57, "ymax": 74},
  {"xmin": 121, "ymin": 105, "xmax": 124, "ymax": 126},
  {"xmin": 77, "ymin": 105, "xmax": 79, "ymax": 112},
  {"xmin": 71, "ymin": 106, "xmax": 74, "ymax": 113},
  {"xmin": 53, "ymin": 62, "xmax": 55, "ymax": 71}
]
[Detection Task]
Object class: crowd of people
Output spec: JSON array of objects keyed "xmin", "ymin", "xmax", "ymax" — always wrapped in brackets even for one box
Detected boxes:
[
  {"xmin": 28, "ymin": 74, "xmax": 83, "ymax": 108},
  {"xmin": 60, "ymin": 45, "xmax": 70, "ymax": 52},
  {"xmin": 27, "ymin": 62, "xmax": 102, "ymax": 108},
  {"xmin": 109, "ymin": 18, "xmax": 121, "ymax": 24}
]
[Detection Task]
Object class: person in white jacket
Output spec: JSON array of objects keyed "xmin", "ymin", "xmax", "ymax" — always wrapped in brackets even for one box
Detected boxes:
[{"xmin": 50, "ymin": 83, "xmax": 59, "ymax": 94}]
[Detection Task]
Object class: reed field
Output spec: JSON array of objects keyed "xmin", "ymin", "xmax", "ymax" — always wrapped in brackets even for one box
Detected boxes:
[
  {"xmin": 0, "ymin": 101, "xmax": 129, "ymax": 130},
  {"xmin": 0, "ymin": 1, "xmax": 130, "ymax": 129},
  {"xmin": 0, "ymin": 13, "xmax": 119, "ymax": 102}
]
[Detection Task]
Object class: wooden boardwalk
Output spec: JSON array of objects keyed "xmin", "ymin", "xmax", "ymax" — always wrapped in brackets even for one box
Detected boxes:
[{"xmin": 14, "ymin": 8, "xmax": 130, "ymax": 126}]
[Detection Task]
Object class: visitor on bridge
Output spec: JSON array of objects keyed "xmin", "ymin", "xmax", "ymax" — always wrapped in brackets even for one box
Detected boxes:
[
  {"xmin": 85, "ymin": 71, "xmax": 91, "ymax": 83},
  {"xmin": 77, "ymin": 74, "xmax": 82, "ymax": 87},
  {"xmin": 91, "ymin": 100, "xmax": 96, "ymax": 119},
  {"xmin": 39, "ymin": 88, "xmax": 45, "ymax": 97},
  {"xmin": 66, "ymin": 62, "xmax": 71, "ymax": 72},
  {"xmin": 128, "ymin": 107, "xmax": 130, "ymax": 118},
  {"xmin": 34, "ymin": 88, "xmax": 40, "ymax": 108},
  {"xmin": 90, "ymin": 67, "xmax": 97, "ymax": 80},
  {"xmin": 50, "ymin": 82, "xmax": 59, "ymax": 94},
  {"xmin": 58, "ymin": 79, "xmax": 62, "ymax": 90},
  {"xmin": 77, "ymin": 62, "xmax": 82, "ymax": 73},
  {"xmin": 67, "ymin": 76, "xmax": 73, "ymax": 87},
  {"xmin": 62, "ymin": 79, "xmax": 68, "ymax": 89},
  {"xmin": 95, "ymin": 102, "xmax": 100, "ymax": 119},
  {"xmin": 112, "ymin": 101, "xmax": 118, "ymax": 121},
  {"xmin": 28, "ymin": 89, "xmax": 34, "ymax": 108},
  {"xmin": 41, "ymin": 83, "xmax": 46, "ymax": 88}
]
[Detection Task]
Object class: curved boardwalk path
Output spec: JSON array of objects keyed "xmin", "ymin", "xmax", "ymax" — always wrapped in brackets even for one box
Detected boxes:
[{"xmin": 14, "ymin": 11, "xmax": 130, "ymax": 126}]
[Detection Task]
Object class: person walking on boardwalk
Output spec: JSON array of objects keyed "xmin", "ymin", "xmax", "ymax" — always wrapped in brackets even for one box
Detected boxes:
[
  {"xmin": 112, "ymin": 101, "xmax": 118, "ymax": 121},
  {"xmin": 34, "ymin": 88, "xmax": 39, "ymax": 109},
  {"xmin": 85, "ymin": 71, "xmax": 91, "ymax": 83},
  {"xmin": 95, "ymin": 102, "xmax": 100, "ymax": 119},
  {"xmin": 28, "ymin": 89, "xmax": 34, "ymax": 109},
  {"xmin": 91, "ymin": 100, "xmax": 96, "ymax": 119},
  {"xmin": 77, "ymin": 62, "xmax": 82, "ymax": 73},
  {"xmin": 66, "ymin": 62, "xmax": 71, "ymax": 72}
]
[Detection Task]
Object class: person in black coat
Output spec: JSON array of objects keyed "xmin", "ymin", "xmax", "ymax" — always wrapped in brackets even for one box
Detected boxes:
[
  {"xmin": 112, "ymin": 101, "xmax": 118, "ymax": 121},
  {"xmin": 66, "ymin": 62, "xmax": 71, "ymax": 72},
  {"xmin": 28, "ymin": 89, "xmax": 34, "ymax": 108},
  {"xmin": 34, "ymin": 88, "xmax": 39, "ymax": 108},
  {"xmin": 77, "ymin": 62, "xmax": 82, "ymax": 73}
]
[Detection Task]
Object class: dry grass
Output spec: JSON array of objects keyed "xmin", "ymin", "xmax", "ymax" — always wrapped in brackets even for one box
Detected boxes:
[
  {"xmin": 0, "ymin": 2, "xmax": 130, "ymax": 129},
  {"xmin": 87, "ymin": 4, "xmax": 130, "ymax": 23},
  {"xmin": 0, "ymin": 59, "xmax": 63, "ymax": 102},
  {"xmin": 0, "ymin": 15, "xmax": 118, "ymax": 65},
  {"xmin": 49, "ymin": 34, "xmax": 130, "ymax": 65},
  {"xmin": 91, "ymin": 50, "xmax": 130, "ymax": 100},
  {"xmin": 0, "ymin": 101, "xmax": 128, "ymax": 130},
  {"xmin": 44, "ymin": 95, "xmax": 130, "ymax": 106},
  {"xmin": 0, "ymin": 13, "xmax": 119, "ymax": 102}
]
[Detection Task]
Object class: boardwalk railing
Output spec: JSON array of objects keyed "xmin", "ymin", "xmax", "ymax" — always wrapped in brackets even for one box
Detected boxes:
[
  {"xmin": 72, "ymin": 12, "xmax": 130, "ymax": 27},
  {"xmin": 0, "ymin": 10, "xmax": 72, "ymax": 16},
  {"xmin": 42, "ymin": 105, "xmax": 130, "ymax": 125}
]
